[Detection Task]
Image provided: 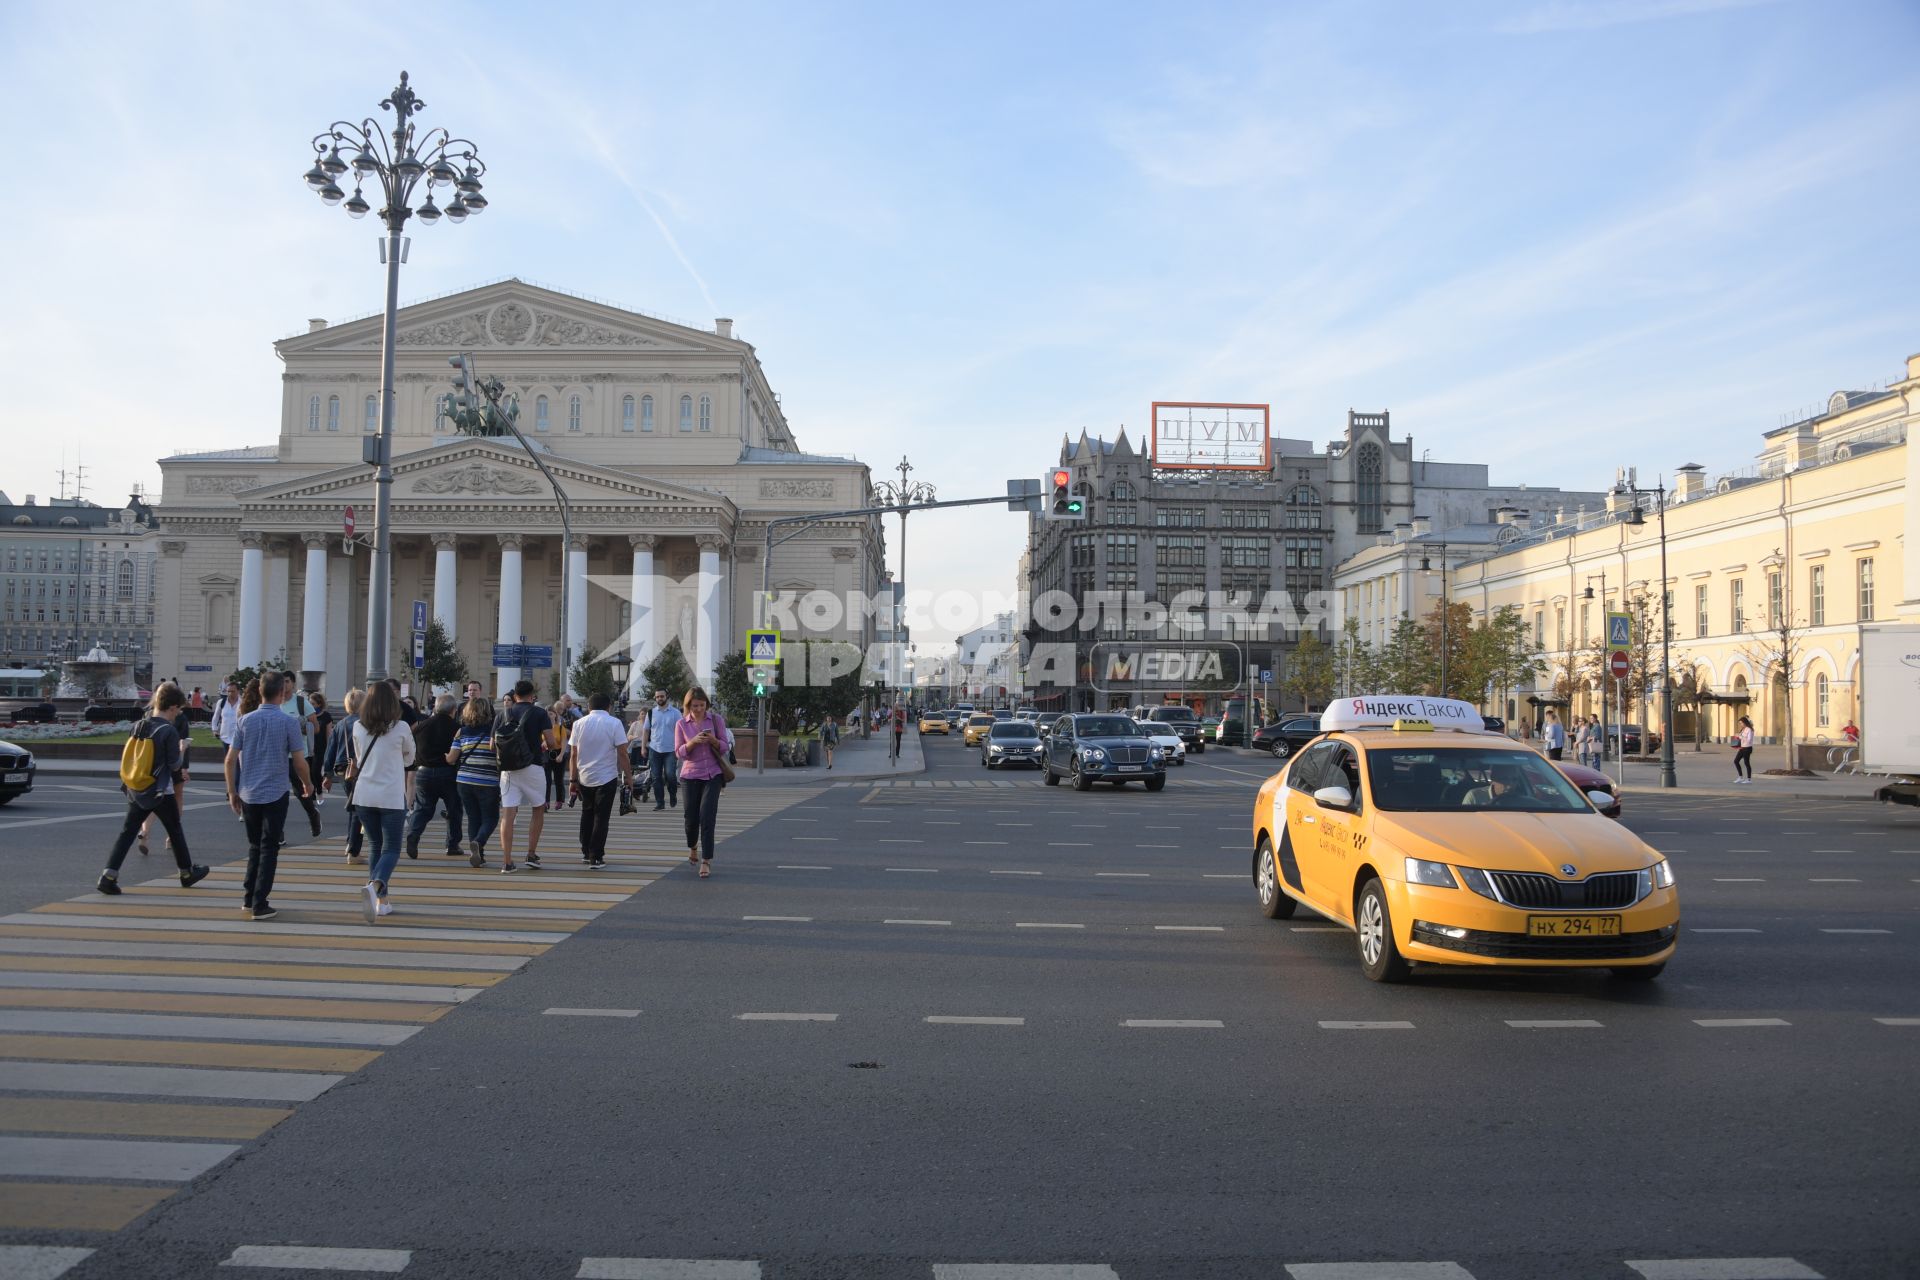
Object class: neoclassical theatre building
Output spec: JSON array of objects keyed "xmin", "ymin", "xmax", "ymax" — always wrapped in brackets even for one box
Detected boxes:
[{"xmin": 152, "ymin": 280, "xmax": 885, "ymax": 696}]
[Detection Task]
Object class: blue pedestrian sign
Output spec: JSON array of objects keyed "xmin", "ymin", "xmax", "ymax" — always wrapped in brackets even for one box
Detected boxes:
[
  {"xmin": 522, "ymin": 645, "xmax": 555, "ymax": 669},
  {"xmin": 1606, "ymin": 611, "xmax": 1632, "ymax": 648},
  {"xmin": 746, "ymin": 629, "xmax": 780, "ymax": 664},
  {"xmin": 412, "ymin": 600, "xmax": 429, "ymax": 632},
  {"xmin": 492, "ymin": 644, "xmax": 524, "ymax": 668}
]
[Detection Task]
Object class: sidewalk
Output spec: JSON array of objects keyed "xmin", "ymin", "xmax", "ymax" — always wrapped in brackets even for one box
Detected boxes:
[{"xmin": 732, "ymin": 727, "xmax": 925, "ymax": 786}]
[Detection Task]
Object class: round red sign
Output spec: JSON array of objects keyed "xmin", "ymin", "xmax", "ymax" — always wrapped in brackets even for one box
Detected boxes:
[
  {"xmin": 343, "ymin": 506, "xmax": 356, "ymax": 538},
  {"xmin": 1609, "ymin": 650, "xmax": 1630, "ymax": 679}
]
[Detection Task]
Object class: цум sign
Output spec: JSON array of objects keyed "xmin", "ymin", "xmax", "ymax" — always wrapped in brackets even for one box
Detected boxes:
[{"xmin": 1150, "ymin": 402, "xmax": 1271, "ymax": 470}]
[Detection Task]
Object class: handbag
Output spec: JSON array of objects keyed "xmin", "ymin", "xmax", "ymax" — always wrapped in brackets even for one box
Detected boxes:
[
  {"xmin": 707, "ymin": 739, "xmax": 736, "ymax": 785},
  {"xmin": 344, "ymin": 733, "xmax": 374, "ymax": 813}
]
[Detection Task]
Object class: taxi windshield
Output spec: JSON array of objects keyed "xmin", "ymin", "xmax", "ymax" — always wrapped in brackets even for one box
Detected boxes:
[
  {"xmin": 1366, "ymin": 747, "xmax": 1592, "ymax": 813},
  {"xmin": 1075, "ymin": 716, "xmax": 1139, "ymax": 737}
]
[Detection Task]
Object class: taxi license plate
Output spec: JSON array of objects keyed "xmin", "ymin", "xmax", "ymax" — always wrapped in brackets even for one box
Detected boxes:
[{"xmin": 1527, "ymin": 915, "xmax": 1621, "ymax": 937}]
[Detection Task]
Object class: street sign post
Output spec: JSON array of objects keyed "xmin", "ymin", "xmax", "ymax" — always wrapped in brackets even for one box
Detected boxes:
[
  {"xmin": 522, "ymin": 644, "xmax": 554, "ymax": 670},
  {"xmin": 412, "ymin": 600, "xmax": 428, "ymax": 632},
  {"xmin": 344, "ymin": 506, "xmax": 356, "ymax": 539},
  {"xmin": 1606, "ymin": 611, "xmax": 1632, "ymax": 649},
  {"xmin": 747, "ymin": 629, "xmax": 780, "ymax": 664},
  {"xmin": 491, "ymin": 644, "xmax": 524, "ymax": 668},
  {"xmin": 412, "ymin": 631, "xmax": 426, "ymax": 670},
  {"xmin": 1609, "ymin": 650, "xmax": 1631, "ymax": 680}
]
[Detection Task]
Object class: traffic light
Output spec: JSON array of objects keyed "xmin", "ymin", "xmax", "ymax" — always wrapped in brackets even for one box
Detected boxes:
[{"xmin": 1044, "ymin": 468, "xmax": 1085, "ymax": 521}]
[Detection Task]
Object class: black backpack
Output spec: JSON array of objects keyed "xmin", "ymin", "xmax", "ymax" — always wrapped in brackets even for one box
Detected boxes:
[{"xmin": 493, "ymin": 705, "xmax": 538, "ymax": 773}]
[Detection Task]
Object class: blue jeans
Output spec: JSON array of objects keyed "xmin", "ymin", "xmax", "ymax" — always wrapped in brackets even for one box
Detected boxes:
[
  {"xmin": 648, "ymin": 748, "xmax": 678, "ymax": 807},
  {"xmin": 459, "ymin": 782, "xmax": 500, "ymax": 854},
  {"xmin": 407, "ymin": 767, "xmax": 463, "ymax": 854},
  {"xmin": 358, "ymin": 806, "xmax": 406, "ymax": 891}
]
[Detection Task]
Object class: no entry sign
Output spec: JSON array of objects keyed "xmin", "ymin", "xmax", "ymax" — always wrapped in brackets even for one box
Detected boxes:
[
  {"xmin": 343, "ymin": 506, "xmax": 356, "ymax": 539},
  {"xmin": 1609, "ymin": 650, "xmax": 1631, "ymax": 679}
]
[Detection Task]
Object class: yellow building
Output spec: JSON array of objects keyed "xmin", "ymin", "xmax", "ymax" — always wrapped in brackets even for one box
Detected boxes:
[{"xmin": 1450, "ymin": 351, "xmax": 1916, "ymax": 752}]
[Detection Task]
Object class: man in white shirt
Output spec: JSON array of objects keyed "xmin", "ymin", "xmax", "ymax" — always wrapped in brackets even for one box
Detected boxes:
[
  {"xmin": 568, "ymin": 691, "xmax": 632, "ymax": 869},
  {"xmin": 211, "ymin": 682, "xmax": 243, "ymax": 746}
]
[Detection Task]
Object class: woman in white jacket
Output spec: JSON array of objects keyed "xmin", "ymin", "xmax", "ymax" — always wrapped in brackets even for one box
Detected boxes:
[{"xmin": 348, "ymin": 681, "xmax": 415, "ymax": 922}]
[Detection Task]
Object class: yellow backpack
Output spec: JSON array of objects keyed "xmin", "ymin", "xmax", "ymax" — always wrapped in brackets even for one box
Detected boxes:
[{"xmin": 119, "ymin": 719, "xmax": 161, "ymax": 796}]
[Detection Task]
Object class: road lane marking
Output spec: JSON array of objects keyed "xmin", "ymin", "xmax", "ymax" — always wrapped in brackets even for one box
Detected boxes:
[
  {"xmin": 933, "ymin": 1266, "xmax": 1117, "ymax": 1279},
  {"xmin": 1625, "ymin": 1260, "xmax": 1822, "ymax": 1280},
  {"xmin": 1202, "ymin": 874, "xmax": 1240, "ymax": 879},
  {"xmin": 1015, "ymin": 923, "xmax": 1083, "ymax": 929},
  {"xmin": 885, "ymin": 867, "xmax": 938, "ymax": 873},
  {"xmin": 1506, "ymin": 1019, "xmax": 1604, "ymax": 1028},
  {"xmin": 878, "ymin": 839, "xmax": 924, "ymax": 844},
  {"xmin": 1807, "ymin": 877, "xmax": 1860, "ymax": 881},
  {"xmin": 1122, "ymin": 1019, "xmax": 1224, "ymax": 1029},
  {"xmin": 1097, "ymin": 873, "xmax": 1149, "ymax": 878},
  {"xmin": 1821, "ymin": 928, "xmax": 1892, "ymax": 934},
  {"xmin": 0, "ymin": 1135, "xmax": 239, "ymax": 1182},
  {"xmin": 221, "ymin": 1245, "xmax": 413, "ymax": 1272},
  {"xmin": 925, "ymin": 1016, "xmax": 1025, "ymax": 1026},
  {"xmin": 1318, "ymin": 1021, "xmax": 1415, "ymax": 1031},
  {"xmin": 734, "ymin": 1013, "xmax": 837, "ymax": 1022},
  {"xmin": 1291, "ymin": 926, "xmax": 1344, "ymax": 932},
  {"xmin": 0, "ymin": 1061, "xmax": 335, "ymax": 1102},
  {"xmin": 741, "ymin": 916, "xmax": 812, "ymax": 923},
  {"xmin": 1712, "ymin": 878, "xmax": 1765, "ymax": 883},
  {"xmin": 543, "ymin": 1008, "xmax": 641, "ymax": 1017},
  {"xmin": 1286, "ymin": 1265, "xmax": 1474, "ymax": 1280},
  {"xmin": 965, "ymin": 841, "xmax": 1008, "ymax": 845},
  {"xmin": 1154, "ymin": 925, "xmax": 1224, "ymax": 932},
  {"xmin": 1691, "ymin": 928, "xmax": 1761, "ymax": 934},
  {"xmin": 790, "ymin": 837, "xmax": 836, "ymax": 842},
  {"xmin": 1134, "ymin": 844, "xmax": 1179, "ymax": 849},
  {"xmin": 884, "ymin": 919, "xmax": 951, "ymax": 926},
  {"xmin": 1693, "ymin": 1018, "xmax": 1791, "ymax": 1028},
  {"xmin": 0, "ymin": 1246, "xmax": 96, "ymax": 1278},
  {"xmin": 1873, "ymin": 1017, "xmax": 1920, "ymax": 1026},
  {"xmin": 991, "ymin": 871, "xmax": 1042, "ymax": 876},
  {"xmin": 1047, "ymin": 842, "xmax": 1092, "ymax": 847},
  {"xmin": 776, "ymin": 865, "xmax": 832, "ymax": 871}
]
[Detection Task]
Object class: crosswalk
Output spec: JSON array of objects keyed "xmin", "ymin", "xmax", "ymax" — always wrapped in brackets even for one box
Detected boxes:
[
  {"xmin": 0, "ymin": 785, "xmax": 814, "ymax": 1236},
  {"xmin": 0, "ymin": 1245, "xmax": 1833, "ymax": 1278}
]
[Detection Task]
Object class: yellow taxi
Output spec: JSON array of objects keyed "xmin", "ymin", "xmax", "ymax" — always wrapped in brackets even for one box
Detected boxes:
[
  {"xmin": 1251, "ymin": 695, "xmax": 1677, "ymax": 982},
  {"xmin": 917, "ymin": 712, "xmax": 949, "ymax": 734},
  {"xmin": 962, "ymin": 713, "xmax": 997, "ymax": 747}
]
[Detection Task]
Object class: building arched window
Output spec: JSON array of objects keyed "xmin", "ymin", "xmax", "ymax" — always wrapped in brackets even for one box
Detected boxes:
[
  {"xmin": 326, "ymin": 395, "xmax": 340, "ymax": 432},
  {"xmin": 1355, "ymin": 443, "xmax": 1384, "ymax": 532},
  {"xmin": 1814, "ymin": 672, "xmax": 1830, "ymax": 726},
  {"xmin": 641, "ymin": 395, "xmax": 654, "ymax": 432},
  {"xmin": 698, "ymin": 395, "xmax": 712, "ymax": 432},
  {"xmin": 307, "ymin": 396, "xmax": 321, "ymax": 432},
  {"xmin": 621, "ymin": 395, "xmax": 636, "ymax": 432},
  {"xmin": 679, "ymin": 395, "xmax": 693, "ymax": 432},
  {"xmin": 535, "ymin": 395, "xmax": 550, "ymax": 432},
  {"xmin": 116, "ymin": 561, "xmax": 134, "ymax": 601},
  {"xmin": 1109, "ymin": 481, "xmax": 1134, "ymax": 500},
  {"xmin": 568, "ymin": 394, "xmax": 582, "ymax": 432},
  {"xmin": 364, "ymin": 394, "xmax": 378, "ymax": 433},
  {"xmin": 1286, "ymin": 483, "xmax": 1323, "ymax": 530}
]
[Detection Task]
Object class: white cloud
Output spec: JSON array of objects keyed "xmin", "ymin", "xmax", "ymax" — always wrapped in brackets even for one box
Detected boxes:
[{"xmin": 1498, "ymin": 0, "xmax": 1792, "ymax": 34}]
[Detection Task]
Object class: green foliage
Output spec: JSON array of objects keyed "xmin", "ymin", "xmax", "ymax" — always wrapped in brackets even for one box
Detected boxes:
[
  {"xmin": 1418, "ymin": 600, "xmax": 1477, "ymax": 700},
  {"xmin": 1333, "ymin": 618, "xmax": 1380, "ymax": 696},
  {"xmin": 642, "ymin": 637, "xmax": 695, "ymax": 704},
  {"xmin": 1280, "ymin": 631, "xmax": 1335, "ymax": 710},
  {"xmin": 1378, "ymin": 617, "xmax": 1434, "ymax": 694},
  {"xmin": 715, "ymin": 641, "xmax": 868, "ymax": 734},
  {"xmin": 568, "ymin": 644, "xmax": 616, "ymax": 703},
  {"xmin": 420, "ymin": 618, "xmax": 470, "ymax": 693},
  {"xmin": 225, "ymin": 665, "xmax": 259, "ymax": 692}
]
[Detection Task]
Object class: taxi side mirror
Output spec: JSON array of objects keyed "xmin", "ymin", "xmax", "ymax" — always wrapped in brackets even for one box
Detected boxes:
[
  {"xmin": 1312, "ymin": 785, "xmax": 1354, "ymax": 811},
  {"xmin": 1585, "ymin": 790, "xmax": 1615, "ymax": 809}
]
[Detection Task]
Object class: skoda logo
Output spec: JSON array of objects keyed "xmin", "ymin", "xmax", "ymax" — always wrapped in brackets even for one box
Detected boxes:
[{"xmin": 1560, "ymin": 864, "xmax": 1577, "ymax": 877}]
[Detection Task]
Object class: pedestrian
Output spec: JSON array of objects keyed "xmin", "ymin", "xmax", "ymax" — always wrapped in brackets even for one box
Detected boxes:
[
  {"xmin": 309, "ymin": 693, "xmax": 333, "ymax": 784},
  {"xmin": 1734, "ymin": 715, "xmax": 1755, "ymax": 784},
  {"xmin": 406, "ymin": 694, "xmax": 465, "ymax": 859},
  {"xmin": 463, "ymin": 680, "xmax": 484, "ymax": 705},
  {"xmin": 279, "ymin": 679, "xmax": 324, "ymax": 840},
  {"xmin": 450, "ymin": 694, "xmax": 501, "ymax": 867},
  {"xmin": 822, "ymin": 714, "xmax": 839, "ymax": 769},
  {"xmin": 348, "ymin": 680, "xmax": 416, "ymax": 922},
  {"xmin": 644, "ymin": 687, "xmax": 681, "ymax": 811},
  {"xmin": 1543, "ymin": 710, "xmax": 1565, "ymax": 761},
  {"xmin": 322, "ymin": 687, "xmax": 366, "ymax": 861},
  {"xmin": 189, "ymin": 685, "xmax": 205, "ymax": 713},
  {"xmin": 239, "ymin": 678, "xmax": 262, "ymax": 716},
  {"xmin": 544, "ymin": 700, "xmax": 572, "ymax": 811},
  {"xmin": 674, "ymin": 686, "xmax": 733, "ymax": 878},
  {"xmin": 210, "ymin": 681, "xmax": 242, "ymax": 747},
  {"xmin": 221, "ymin": 670, "xmax": 314, "ymax": 922},
  {"xmin": 569, "ymin": 692, "xmax": 631, "ymax": 869},
  {"xmin": 97, "ymin": 683, "xmax": 211, "ymax": 897},
  {"xmin": 1841, "ymin": 719, "xmax": 1859, "ymax": 746},
  {"xmin": 389, "ymin": 679, "xmax": 421, "ymax": 727},
  {"xmin": 626, "ymin": 706, "xmax": 652, "ymax": 804},
  {"xmin": 494, "ymin": 679, "xmax": 553, "ymax": 874}
]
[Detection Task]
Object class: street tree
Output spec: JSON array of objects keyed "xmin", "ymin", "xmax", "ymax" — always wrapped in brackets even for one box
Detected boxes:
[
  {"xmin": 566, "ymin": 645, "xmax": 617, "ymax": 704},
  {"xmin": 1281, "ymin": 631, "xmax": 1336, "ymax": 711},
  {"xmin": 1333, "ymin": 617, "xmax": 1382, "ymax": 696},
  {"xmin": 419, "ymin": 618, "xmax": 470, "ymax": 695},
  {"xmin": 1378, "ymin": 617, "xmax": 1435, "ymax": 694},
  {"xmin": 641, "ymin": 638, "xmax": 695, "ymax": 704},
  {"xmin": 1419, "ymin": 600, "xmax": 1477, "ymax": 700},
  {"xmin": 1739, "ymin": 586, "xmax": 1808, "ymax": 772}
]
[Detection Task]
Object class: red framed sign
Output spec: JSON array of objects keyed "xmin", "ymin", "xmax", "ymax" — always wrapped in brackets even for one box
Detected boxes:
[{"xmin": 1149, "ymin": 402, "xmax": 1271, "ymax": 470}]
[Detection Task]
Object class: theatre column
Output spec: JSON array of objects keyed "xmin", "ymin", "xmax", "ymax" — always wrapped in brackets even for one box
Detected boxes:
[
  {"xmin": 264, "ymin": 544, "xmax": 291, "ymax": 661},
  {"xmin": 565, "ymin": 534, "xmax": 588, "ymax": 687},
  {"xmin": 496, "ymin": 533, "xmax": 523, "ymax": 694},
  {"xmin": 300, "ymin": 533, "xmax": 329, "ymax": 677},
  {"xmin": 696, "ymin": 534, "xmax": 725, "ymax": 689},
  {"xmin": 431, "ymin": 533, "xmax": 459, "ymax": 643},
  {"xmin": 237, "ymin": 532, "xmax": 266, "ymax": 670},
  {"xmin": 627, "ymin": 534, "xmax": 656, "ymax": 700}
]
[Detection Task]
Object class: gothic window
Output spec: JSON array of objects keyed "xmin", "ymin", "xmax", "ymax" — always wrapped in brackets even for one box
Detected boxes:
[
  {"xmin": 1355, "ymin": 444, "xmax": 1383, "ymax": 532},
  {"xmin": 116, "ymin": 561, "xmax": 134, "ymax": 601},
  {"xmin": 364, "ymin": 395, "xmax": 378, "ymax": 433},
  {"xmin": 622, "ymin": 395, "xmax": 636, "ymax": 432},
  {"xmin": 641, "ymin": 395, "xmax": 654, "ymax": 432},
  {"xmin": 535, "ymin": 395, "xmax": 550, "ymax": 432},
  {"xmin": 307, "ymin": 396, "xmax": 321, "ymax": 432},
  {"xmin": 326, "ymin": 395, "xmax": 340, "ymax": 432},
  {"xmin": 1109, "ymin": 481, "xmax": 1134, "ymax": 501},
  {"xmin": 568, "ymin": 395, "xmax": 582, "ymax": 432},
  {"xmin": 679, "ymin": 395, "xmax": 693, "ymax": 432},
  {"xmin": 699, "ymin": 395, "xmax": 712, "ymax": 432}
]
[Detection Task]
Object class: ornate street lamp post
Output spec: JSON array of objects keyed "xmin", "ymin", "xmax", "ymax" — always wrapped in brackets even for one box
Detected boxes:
[
  {"xmin": 1621, "ymin": 482, "xmax": 1679, "ymax": 789},
  {"xmin": 302, "ymin": 71, "xmax": 488, "ymax": 681},
  {"xmin": 870, "ymin": 456, "xmax": 936, "ymax": 709}
]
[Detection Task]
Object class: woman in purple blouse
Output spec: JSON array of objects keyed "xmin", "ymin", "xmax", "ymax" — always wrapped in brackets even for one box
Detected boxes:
[{"xmin": 673, "ymin": 686, "xmax": 733, "ymax": 878}]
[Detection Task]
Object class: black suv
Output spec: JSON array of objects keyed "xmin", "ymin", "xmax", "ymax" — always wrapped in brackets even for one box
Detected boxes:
[
  {"xmin": 1144, "ymin": 706, "xmax": 1205, "ymax": 754},
  {"xmin": 1249, "ymin": 716, "xmax": 1323, "ymax": 761},
  {"xmin": 1043, "ymin": 714, "xmax": 1168, "ymax": 791}
]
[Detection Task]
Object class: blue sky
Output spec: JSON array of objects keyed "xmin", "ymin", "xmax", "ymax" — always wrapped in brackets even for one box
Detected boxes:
[{"xmin": 2, "ymin": 0, "xmax": 1915, "ymax": 644}]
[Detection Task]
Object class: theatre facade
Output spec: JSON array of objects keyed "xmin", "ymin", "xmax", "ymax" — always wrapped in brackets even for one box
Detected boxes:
[{"xmin": 152, "ymin": 280, "xmax": 884, "ymax": 697}]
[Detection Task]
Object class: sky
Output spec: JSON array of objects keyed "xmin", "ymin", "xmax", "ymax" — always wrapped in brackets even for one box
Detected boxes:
[{"xmin": 2, "ymin": 0, "xmax": 1916, "ymax": 648}]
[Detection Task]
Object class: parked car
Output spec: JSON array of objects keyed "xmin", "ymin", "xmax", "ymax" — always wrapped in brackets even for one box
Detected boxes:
[
  {"xmin": 1249, "ymin": 716, "xmax": 1323, "ymax": 761},
  {"xmin": 1609, "ymin": 724, "xmax": 1662, "ymax": 755},
  {"xmin": 8, "ymin": 703, "xmax": 57, "ymax": 725},
  {"xmin": 982, "ymin": 719, "xmax": 1043, "ymax": 769},
  {"xmin": 1555, "ymin": 760, "xmax": 1622, "ymax": 819},
  {"xmin": 0, "ymin": 739, "xmax": 36, "ymax": 806},
  {"xmin": 1043, "ymin": 713, "xmax": 1167, "ymax": 792},
  {"xmin": 1481, "ymin": 715, "xmax": 1507, "ymax": 736}
]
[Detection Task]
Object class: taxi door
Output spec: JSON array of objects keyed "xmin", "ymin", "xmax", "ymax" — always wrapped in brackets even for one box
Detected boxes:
[
  {"xmin": 1281, "ymin": 742, "xmax": 1338, "ymax": 908},
  {"xmin": 1306, "ymin": 743, "xmax": 1363, "ymax": 923}
]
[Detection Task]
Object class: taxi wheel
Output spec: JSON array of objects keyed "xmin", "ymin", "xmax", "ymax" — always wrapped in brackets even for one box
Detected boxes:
[
  {"xmin": 1356, "ymin": 877, "xmax": 1411, "ymax": 983},
  {"xmin": 1072, "ymin": 763, "xmax": 1093, "ymax": 792},
  {"xmin": 1608, "ymin": 963, "xmax": 1665, "ymax": 982},
  {"xmin": 1255, "ymin": 835, "xmax": 1296, "ymax": 919}
]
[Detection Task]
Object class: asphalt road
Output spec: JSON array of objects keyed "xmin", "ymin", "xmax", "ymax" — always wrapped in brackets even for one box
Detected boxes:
[{"xmin": 1, "ymin": 733, "xmax": 1915, "ymax": 1279}]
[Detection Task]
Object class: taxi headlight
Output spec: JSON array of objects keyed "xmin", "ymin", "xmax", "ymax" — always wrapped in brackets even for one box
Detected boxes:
[
  {"xmin": 1649, "ymin": 859, "xmax": 1675, "ymax": 889},
  {"xmin": 1457, "ymin": 866, "xmax": 1499, "ymax": 901},
  {"xmin": 1404, "ymin": 857, "xmax": 1458, "ymax": 889}
]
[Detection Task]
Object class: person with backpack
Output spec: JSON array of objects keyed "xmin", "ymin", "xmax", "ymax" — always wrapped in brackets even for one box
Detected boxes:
[
  {"xmin": 449, "ymin": 694, "xmax": 501, "ymax": 867},
  {"xmin": 493, "ymin": 680, "xmax": 553, "ymax": 874},
  {"xmin": 221, "ymin": 671, "xmax": 314, "ymax": 921},
  {"xmin": 347, "ymin": 680, "xmax": 416, "ymax": 921},
  {"xmin": 97, "ymin": 683, "xmax": 210, "ymax": 896}
]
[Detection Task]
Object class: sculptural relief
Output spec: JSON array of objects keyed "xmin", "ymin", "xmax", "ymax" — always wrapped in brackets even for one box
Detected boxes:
[{"xmin": 410, "ymin": 463, "xmax": 543, "ymax": 495}]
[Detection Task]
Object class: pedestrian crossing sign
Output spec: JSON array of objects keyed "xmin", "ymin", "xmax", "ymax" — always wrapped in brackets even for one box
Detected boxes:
[
  {"xmin": 1606, "ymin": 611, "xmax": 1632, "ymax": 648},
  {"xmin": 747, "ymin": 629, "xmax": 780, "ymax": 664}
]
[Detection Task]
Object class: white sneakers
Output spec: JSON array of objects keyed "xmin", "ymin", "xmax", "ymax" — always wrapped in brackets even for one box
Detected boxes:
[
  {"xmin": 361, "ymin": 882, "xmax": 379, "ymax": 924},
  {"xmin": 376, "ymin": 901, "xmax": 393, "ymax": 917}
]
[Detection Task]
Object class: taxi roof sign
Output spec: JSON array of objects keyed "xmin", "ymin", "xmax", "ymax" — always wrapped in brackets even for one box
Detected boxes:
[{"xmin": 1321, "ymin": 695, "xmax": 1488, "ymax": 734}]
